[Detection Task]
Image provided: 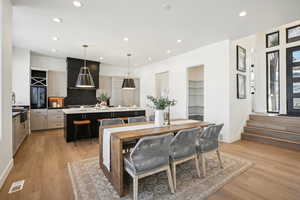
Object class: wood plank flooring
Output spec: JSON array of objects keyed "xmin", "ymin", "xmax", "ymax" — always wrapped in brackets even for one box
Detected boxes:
[{"xmin": 0, "ymin": 129, "xmax": 299, "ymax": 200}]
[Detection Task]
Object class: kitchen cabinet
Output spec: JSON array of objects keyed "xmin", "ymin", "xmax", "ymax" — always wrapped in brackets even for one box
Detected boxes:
[
  {"xmin": 31, "ymin": 109, "xmax": 65, "ymax": 131},
  {"xmin": 64, "ymin": 110, "xmax": 146, "ymax": 142},
  {"xmin": 30, "ymin": 109, "xmax": 48, "ymax": 130},
  {"xmin": 13, "ymin": 112, "xmax": 29, "ymax": 156},
  {"xmin": 47, "ymin": 109, "xmax": 64, "ymax": 129},
  {"xmin": 48, "ymin": 71, "xmax": 67, "ymax": 97}
]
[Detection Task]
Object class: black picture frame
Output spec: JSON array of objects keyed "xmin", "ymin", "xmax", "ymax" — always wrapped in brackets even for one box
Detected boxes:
[
  {"xmin": 266, "ymin": 31, "xmax": 280, "ymax": 48},
  {"xmin": 237, "ymin": 74, "xmax": 246, "ymax": 99},
  {"xmin": 236, "ymin": 45, "xmax": 246, "ymax": 72},
  {"xmin": 286, "ymin": 25, "xmax": 300, "ymax": 43},
  {"xmin": 266, "ymin": 50, "xmax": 280, "ymax": 113}
]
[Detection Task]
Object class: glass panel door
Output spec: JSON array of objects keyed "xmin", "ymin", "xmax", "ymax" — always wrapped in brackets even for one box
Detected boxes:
[
  {"xmin": 266, "ymin": 50, "xmax": 280, "ymax": 113},
  {"xmin": 287, "ymin": 46, "xmax": 300, "ymax": 115}
]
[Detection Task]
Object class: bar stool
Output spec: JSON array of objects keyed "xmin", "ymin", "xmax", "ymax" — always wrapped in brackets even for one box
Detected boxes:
[{"xmin": 73, "ymin": 120, "xmax": 92, "ymax": 145}]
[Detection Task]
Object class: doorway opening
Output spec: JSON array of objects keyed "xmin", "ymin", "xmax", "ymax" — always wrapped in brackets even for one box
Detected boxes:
[{"xmin": 187, "ymin": 65, "xmax": 204, "ymax": 121}]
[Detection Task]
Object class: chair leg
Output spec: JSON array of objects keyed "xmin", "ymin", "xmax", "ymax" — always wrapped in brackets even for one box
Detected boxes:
[
  {"xmin": 194, "ymin": 155, "xmax": 201, "ymax": 178},
  {"xmin": 133, "ymin": 176, "xmax": 138, "ymax": 200},
  {"xmin": 87, "ymin": 125, "xmax": 92, "ymax": 144},
  {"xmin": 200, "ymin": 153, "xmax": 206, "ymax": 177},
  {"xmin": 166, "ymin": 167, "xmax": 175, "ymax": 193},
  {"xmin": 171, "ymin": 162, "xmax": 176, "ymax": 190},
  {"xmin": 74, "ymin": 126, "xmax": 78, "ymax": 146},
  {"xmin": 216, "ymin": 149, "xmax": 223, "ymax": 169}
]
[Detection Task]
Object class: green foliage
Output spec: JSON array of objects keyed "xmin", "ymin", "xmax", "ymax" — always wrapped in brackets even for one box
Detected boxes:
[
  {"xmin": 147, "ymin": 95, "xmax": 176, "ymax": 110},
  {"xmin": 97, "ymin": 92, "xmax": 110, "ymax": 102}
]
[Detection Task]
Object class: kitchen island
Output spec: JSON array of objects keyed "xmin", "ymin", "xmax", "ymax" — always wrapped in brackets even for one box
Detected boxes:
[{"xmin": 63, "ymin": 107, "xmax": 146, "ymax": 142}]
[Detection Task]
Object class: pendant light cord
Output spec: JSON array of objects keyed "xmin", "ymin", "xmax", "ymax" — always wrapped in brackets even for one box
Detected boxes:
[
  {"xmin": 84, "ymin": 47, "xmax": 87, "ymax": 68},
  {"xmin": 127, "ymin": 53, "xmax": 131, "ymax": 77}
]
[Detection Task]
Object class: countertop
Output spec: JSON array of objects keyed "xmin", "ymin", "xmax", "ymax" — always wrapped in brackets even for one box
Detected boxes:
[
  {"xmin": 13, "ymin": 112, "xmax": 21, "ymax": 117},
  {"xmin": 62, "ymin": 107, "xmax": 145, "ymax": 114}
]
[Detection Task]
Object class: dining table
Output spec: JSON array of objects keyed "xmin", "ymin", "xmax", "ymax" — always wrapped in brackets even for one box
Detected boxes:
[{"xmin": 98, "ymin": 119, "xmax": 212, "ymax": 197}]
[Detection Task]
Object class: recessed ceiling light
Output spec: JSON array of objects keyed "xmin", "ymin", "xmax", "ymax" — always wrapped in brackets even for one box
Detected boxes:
[
  {"xmin": 52, "ymin": 17, "xmax": 62, "ymax": 23},
  {"xmin": 148, "ymin": 57, "xmax": 152, "ymax": 61},
  {"xmin": 162, "ymin": 3, "xmax": 172, "ymax": 11},
  {"xmin": 73, "ymin": 1, "xmax": 83, "ymax": 7},
  {"xmin": 51, "ymin": 48, "xmax": 57, "ymax": 52},
  {"xmin": 99, "ymin": 57, "xmax": 104, "ymax": 60},
  {"xmin": 177, "ymin": 39, "xmax": 182, "ymax": 43},
  {"xmin": 123, "ymin": 37, "xmax": 129, "ymax": 42},
  {"xmin": 239, "ymin": 11, "xmax": 247, "ymax": 17},
  {"xmin": 52, "ymin": 36, "xmax": 59, "ymax": 41},
  {"xmin": 166, "ymin": 50, "xmax": 171, "ymax": 54}
]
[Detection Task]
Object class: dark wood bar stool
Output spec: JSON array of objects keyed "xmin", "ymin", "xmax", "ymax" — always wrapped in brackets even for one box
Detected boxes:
[{"xmin": 73, "ymin": 120, "xmax": 92, "ymax": 145}]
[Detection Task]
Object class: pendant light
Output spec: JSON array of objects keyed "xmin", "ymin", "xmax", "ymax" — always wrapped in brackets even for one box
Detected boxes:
[
  {"xmin": 75, "ymin": 45, "xmax": 95, "ymax": 88},
  {"xmin": 122, "ymin": 53, "xmax": 136, "ymax": 89}
]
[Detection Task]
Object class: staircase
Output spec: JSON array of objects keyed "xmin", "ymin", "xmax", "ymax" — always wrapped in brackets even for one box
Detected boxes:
[{"xmin": 242, "ymin": 113, "xmax": 300, "ymax": 151}]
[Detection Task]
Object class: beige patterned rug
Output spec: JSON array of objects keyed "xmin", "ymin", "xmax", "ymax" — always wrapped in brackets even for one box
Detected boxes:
[{"xmin": 68, "ymin": 153, "xmax": 253, "ymax": 200}]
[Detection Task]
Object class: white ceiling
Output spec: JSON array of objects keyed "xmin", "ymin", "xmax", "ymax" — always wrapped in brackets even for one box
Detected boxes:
[{"xmin": 12, "ymin": 0, "xmax": 300, "ymax": 67}]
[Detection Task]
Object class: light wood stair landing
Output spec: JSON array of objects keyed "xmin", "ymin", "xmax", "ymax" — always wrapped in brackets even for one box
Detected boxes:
[{"xmin": 242, "ymin": 113, "xmax": 300, "ymax": 151}]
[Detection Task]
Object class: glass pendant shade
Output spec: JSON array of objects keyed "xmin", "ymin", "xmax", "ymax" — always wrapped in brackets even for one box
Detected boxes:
[
  {"xmin": 76, "ymin": 66, "xmax": 95, "ymax": 88},
  {"xmin": 75, "ymin": 45, "xmax": 95, "ymax": 88},
  {"xmin": 122, "ymin": 53, "xmax": 135, "ymax": 89}
]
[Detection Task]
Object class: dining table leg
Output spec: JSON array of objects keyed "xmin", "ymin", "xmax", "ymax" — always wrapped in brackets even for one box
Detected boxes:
[{"xmin": 111, "ymin": 135, "xmax": 125, "ymax": 197}]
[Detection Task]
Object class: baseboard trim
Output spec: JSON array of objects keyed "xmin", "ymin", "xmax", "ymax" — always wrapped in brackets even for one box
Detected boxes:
[{"xmin": 0, "ymin": 159, "xmax": 14, "ymax": 189}]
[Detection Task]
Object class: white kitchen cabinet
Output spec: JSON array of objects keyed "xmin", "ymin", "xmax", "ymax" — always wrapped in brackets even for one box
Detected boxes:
[
  {"xmin": 47, "ymin": 109, "xmax": 64, "ymax": 129},
  {"xmin": 30, "ymin": 109, "xmax": 48, "ymax": 131},
  {"xmin": 48, "ymin": 71, "xmax": 67, "ymax": 97},
  {"xmin": 31, "ymin": 109, "xmax": 64, "ymax": 131},
  {"xmin": 13, "ymin": 112, "xmax": 29, "ymax": 156}
]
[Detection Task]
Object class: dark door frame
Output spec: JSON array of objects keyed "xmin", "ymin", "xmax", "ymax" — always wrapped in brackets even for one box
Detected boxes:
[
  {"xmin": 286, "ymin": 45, "xmax": 300, "ymax": 115},
  {"xmin": 266, "ymin": 50, "xmax": 280, "ymax": 113}
]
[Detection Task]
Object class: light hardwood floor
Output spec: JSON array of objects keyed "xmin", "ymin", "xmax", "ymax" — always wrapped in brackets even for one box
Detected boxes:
[{"xmin": 0, "ymin": 129, "xmax": 299, "ymax": 200}]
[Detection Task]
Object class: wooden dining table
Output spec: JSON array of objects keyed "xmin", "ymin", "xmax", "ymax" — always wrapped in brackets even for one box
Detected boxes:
[{"xmin": 98, "ymin": 120, "xmax": 212, "ymax": 197}]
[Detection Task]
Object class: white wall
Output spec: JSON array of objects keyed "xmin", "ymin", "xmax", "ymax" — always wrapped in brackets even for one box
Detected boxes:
[
  {"xmin": 155, "ymin": 71, "xmax": 169, "ymax": 97},
  {"xmin": 12, "ymin": 47, "xmax": 30, "ymax": 105},
  {"xmin": 0, "ymin": 0, "xmax": 13, "ymax": 189},
  {"xmin": 100, "ymin": 63, "xmax": 129, "ymax": 77},
  {"xmin": 254, "ymin": 19, "xmax": 300, "ymax": 114},
  {"xmin": 135, "ymin": 40, "xmax": 232, "ymax": 142},
  {"xmin": 229, "ymin": 35, "xmax": 255, "ymax": 142}
]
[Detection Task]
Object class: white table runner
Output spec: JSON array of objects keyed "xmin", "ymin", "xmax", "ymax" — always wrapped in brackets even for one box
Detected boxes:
[{"xmin": 102, "ymin": 119, "xmax": 199, "ymax": 171}]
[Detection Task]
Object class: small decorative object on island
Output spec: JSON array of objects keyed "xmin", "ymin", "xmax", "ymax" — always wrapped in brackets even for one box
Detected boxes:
[
  {"xmin": 147, "ymin": 95, "xmax": 176, "ymax": 127},
  {"xmin": 97, "ymin": 92, "xmax": 110, "ymax": 107}
]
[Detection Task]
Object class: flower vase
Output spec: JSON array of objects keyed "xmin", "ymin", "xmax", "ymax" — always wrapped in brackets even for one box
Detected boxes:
[{"xmin": 155, "ymin": 110, "xmax": 165, "ymax": 127}]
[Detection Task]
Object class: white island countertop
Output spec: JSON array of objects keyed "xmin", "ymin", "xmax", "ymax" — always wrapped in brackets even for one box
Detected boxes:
[{"xmin": 62, "ymin": 107, "xmax": 145, "ymax": 115}]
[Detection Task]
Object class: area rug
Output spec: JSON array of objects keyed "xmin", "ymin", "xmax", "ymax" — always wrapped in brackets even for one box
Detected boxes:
[{"xmin": 68, "ymin": 152, "xmax": 253, "ymax": 200}]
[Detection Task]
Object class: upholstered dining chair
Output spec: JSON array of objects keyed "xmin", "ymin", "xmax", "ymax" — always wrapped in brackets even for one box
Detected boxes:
[
  {"xmin": 169, "ymin": 127, "xmax": 202, "ymax": 190},
  {"xmin": 124, "ymin": 133, "xmax": 175, "ymax": 200},
  {"xmin": 99, "ymin": 118, "xmax": 124, "ymax": 126},
  {"xmin": 128, "ymin": 116, "xmax": 147, "ymax": 123},
  {"xmin": 196, "ymin": 124, "xmax": 224, "ymax": 177},
  {"xmin": 99, "ymin": 118, "xmax": 134, "ymax": 152}
]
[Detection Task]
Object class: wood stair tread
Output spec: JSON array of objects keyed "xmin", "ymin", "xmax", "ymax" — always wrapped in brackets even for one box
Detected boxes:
[
  {"xmin": 244, "ymin": 125, "xmax": 300, "ymax": 136},
  {"xmin": 247, "ymin": 119, "xmax": 300, "ymax": 127},
  {"xmin": 242, "ymin": 132, "xmax": 300, "ymax": 145}
]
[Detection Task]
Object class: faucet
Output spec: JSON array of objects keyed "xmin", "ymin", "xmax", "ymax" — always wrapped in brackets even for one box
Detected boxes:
[{"xmin": 12, "ymin": 92, "xmax": 16, "ymax": 105}]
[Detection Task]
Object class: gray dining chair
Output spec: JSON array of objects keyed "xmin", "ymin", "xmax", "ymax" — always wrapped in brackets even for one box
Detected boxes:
[
  {"xmin": 99, "ymin": 118, "xmax": 124, "ymax": 126},
  {"xmin": 128, "ymin": 116, "xmax": 147, "ymax": 123},
  {"xmin": 124, "ymin": 133, "xmax": 175, "ymax": 200},
  {"xmin": 99, "ymin": 118, "xmax": 135, "ymax": 152},
  {"xmin": 197, "ymin": 124, "xmax": 224, "ymax": 177},
  {"xmin": 169, "ymin": 127, "xmax": 202, "ymax": 190}
]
